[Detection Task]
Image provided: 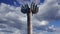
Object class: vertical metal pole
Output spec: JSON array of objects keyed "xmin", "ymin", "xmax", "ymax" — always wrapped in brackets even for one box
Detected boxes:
[{"xmin": 27, "ymin": 10, "xmax": 32, "ymax": 34}]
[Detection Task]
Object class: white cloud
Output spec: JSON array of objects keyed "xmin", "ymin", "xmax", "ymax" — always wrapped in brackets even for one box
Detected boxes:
[
  {"xmin": 35, "ymin": 0, "xmax": 59, "ymax": 21},
  {"xmin": 0, "ymin": 3, "xmax": 27, "ymax": 34},
  {"xmin": 0, "ymin": 0, "xmax": 60, "ymax": 34},
  {"xmin": 39, "ymin": 21, "xmax": 48, "ymax": 26}
]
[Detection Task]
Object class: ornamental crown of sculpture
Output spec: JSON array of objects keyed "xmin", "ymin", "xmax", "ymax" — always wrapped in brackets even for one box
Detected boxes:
[{"xmin": 21, "ymin": 2, "xmax": 39, "ymax": 14}]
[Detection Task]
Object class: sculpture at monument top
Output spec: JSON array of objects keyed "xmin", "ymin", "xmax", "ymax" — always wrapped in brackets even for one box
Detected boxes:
[{"xmin": 21, "ymin": 2, "xmax": 38, "ymax": 14}]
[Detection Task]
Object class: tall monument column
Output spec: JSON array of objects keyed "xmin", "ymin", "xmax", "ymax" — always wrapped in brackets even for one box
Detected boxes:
[
  {"xmin": 27, "ymin": 10, "xmax": 32, "ymax": 34},
  {"xmin": 21, "ymin": 2, "xmax": 38, "ymax": 34}
]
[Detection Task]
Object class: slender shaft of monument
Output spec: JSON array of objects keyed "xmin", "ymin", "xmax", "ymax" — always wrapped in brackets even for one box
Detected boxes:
[{"xmin": 27, "ymin": 11, "xmax": 32, "ymax": 34}]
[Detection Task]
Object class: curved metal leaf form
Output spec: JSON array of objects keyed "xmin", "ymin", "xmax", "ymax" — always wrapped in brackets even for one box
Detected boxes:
[
  {"xmin": 21, "ymin": 4, "xmax": 30, "ymax": 14},
  {"xmin": 30, "ymin": 2, "xmax": 39, "ymax": 14},
  {"xmin": 21, "ymin": 5, "xmax": 26, "ymax": 14},
  {"xmin": 32, "ymin": 5, "xmax": 39, "ymax": 14}
]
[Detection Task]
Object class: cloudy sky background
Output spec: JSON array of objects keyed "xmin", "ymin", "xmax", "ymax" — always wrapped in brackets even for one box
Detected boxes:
[{"xmin": 0, "ymin": 0, "xmax": 60, "ymax": 34}]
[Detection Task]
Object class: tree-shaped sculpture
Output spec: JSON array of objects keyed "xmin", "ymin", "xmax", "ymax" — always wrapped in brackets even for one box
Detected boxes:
[{"xmin": 21, "ymin": 2, "xmax": 39, "ymax": 34}]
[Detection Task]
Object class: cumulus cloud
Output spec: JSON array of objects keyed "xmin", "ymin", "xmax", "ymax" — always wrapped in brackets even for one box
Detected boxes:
[
  {"xmin": 0, "ymin": 0, "xmax": 60, "ymax": 34},
  {"xmin": 35, "ymin": 0, "xmax": 59, "ymax": 21},
  {"xmin": 0, "ymin": 3, "xmax": 27, "ymax": 34},
  {"xmin": 33, "ymin": 0, "xmax": 60, "ymax": 33}
]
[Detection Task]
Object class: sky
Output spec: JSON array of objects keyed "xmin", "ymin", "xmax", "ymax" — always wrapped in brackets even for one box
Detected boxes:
[{"xmin": 0, "ymin": 0, "xmax": 60, "ymax": 34}]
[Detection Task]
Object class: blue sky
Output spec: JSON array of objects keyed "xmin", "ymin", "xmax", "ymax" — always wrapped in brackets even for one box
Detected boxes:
[
  {"xmin": 0, "ymin": 0, "xmax": 45, "ymax": 6},
  {"xmin": 0, "ymin": 0, "xmax": 60, "ymax": 34},
  {"xmin": 0, "ymin": 0, "xmax": 20, "ymax": 6}
]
